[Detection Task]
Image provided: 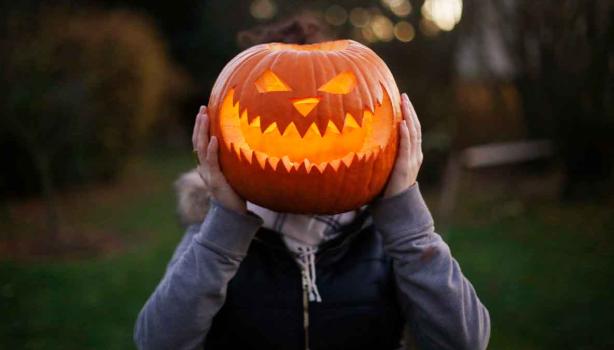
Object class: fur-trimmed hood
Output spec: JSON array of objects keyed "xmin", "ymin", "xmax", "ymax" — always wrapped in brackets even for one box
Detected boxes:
[{"xmin": 174, "ymin": 169, "xmax": 210, "ymax": 228}]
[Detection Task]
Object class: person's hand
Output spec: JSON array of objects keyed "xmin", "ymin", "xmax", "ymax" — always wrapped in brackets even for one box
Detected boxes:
[
  {"xmin": 383, "ymin": 93, "xmax": 423, "ymax": 198},
  {"xmin": 192, "ymin": 106, "xmax": 247, "ymax": 214}
]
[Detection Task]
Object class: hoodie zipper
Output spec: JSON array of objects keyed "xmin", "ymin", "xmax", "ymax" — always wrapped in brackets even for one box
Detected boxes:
[
  {"xmin": 301, "ymin": 268, "xmax": 310, "ymax": 350},
  {"xmin": 251, "ymin": 221, "xmax": 371, "ymax": 350},
  {"xmin": 253, "ymin": 235, "xmax": 312, "ymax": 350}
]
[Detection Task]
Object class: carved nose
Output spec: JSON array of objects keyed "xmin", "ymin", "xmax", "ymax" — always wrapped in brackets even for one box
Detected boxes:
[{"xmin": 292, "ymin": 97, "xmax": 320, "ymax": 117}]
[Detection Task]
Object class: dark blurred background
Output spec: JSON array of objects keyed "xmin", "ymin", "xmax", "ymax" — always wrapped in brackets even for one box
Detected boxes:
[{"xmin": 1, "ymin": 0, "xmax": 612, "ymax": 349}]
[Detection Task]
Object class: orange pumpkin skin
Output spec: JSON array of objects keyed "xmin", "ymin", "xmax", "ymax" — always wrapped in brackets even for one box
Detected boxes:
[{"xmin": 208, "ymin": 40, "xmax": 401, "ymax": 214}]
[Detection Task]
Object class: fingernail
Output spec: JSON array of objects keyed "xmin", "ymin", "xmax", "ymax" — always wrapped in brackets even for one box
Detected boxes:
[{"xmin": 200, "ymin": 105, "xmax": 206, "ymax": 113}]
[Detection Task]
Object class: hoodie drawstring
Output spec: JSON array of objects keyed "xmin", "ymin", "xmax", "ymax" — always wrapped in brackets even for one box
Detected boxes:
[
  {"xmin": 297, "ymin": 246, "xmax": 322, "ymax": 302},
  {"xmin": 298, "ymin": 246, "xmax": 321, "ymax": 350}
]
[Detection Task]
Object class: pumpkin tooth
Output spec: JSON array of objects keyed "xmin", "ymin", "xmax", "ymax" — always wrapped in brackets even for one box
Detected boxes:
[
  {"xmin": 370, "ymin": 147, "xmax": 380, "ymax": 161},
  {"xmin": 303, "ymin": 158, "xmax": 312, "ymax": 172},
  {"xmin": 365, "ymin": 101, "xmax": 375, "ymax": 115},
  {"xmin": 326, "ymin": 120, "xmax": 341, "ymax": 135},
  {"xmin": 267, "ymin": 156, "xmax": 280, "ymax": 171},
  {"xmin": 306, "ymin": 122, "xmax": 322, "ymax": 138},
  {"xmin": 361, "ymin": 110, "xmax": 374, "ymax": 127},
  {"xmin": 364, "ymin": 148, "xmax": 374, "ymax": 162},
  {"xmin": 329, "ymin": 159, "xmax": 341, "ymax": 172},
  {"xmin": 343, "ymin": 113, "xmax": 360, "ymax": 131},
  {"xmin": 263, "ymin": 122, "xmax": 278, "ymax": 134},
  {"xmin": 294, "ymin": 160, "xmax": 306, "ymax": 172},
  {"xmin": 237, "ymin": 110, "xmax": 249, "ymax": 130},
  {"xmin": 241, "ymin": 103, "xmax": 249, "ymax": 118},
  {"xmin": 367, "ymin": 146, "xmax": 382, "ymax": 161},
  {"xmin": 315, "ymin": 162, "xmax": 328, "ymax": 174},
  {"xmin": 224, "ymin": 138, "xmax": 234, "ymax": 151},
  {"xmin": 257, "ymin": 118, "xmax": 271, "ymax": 134},
  {"xmin": 316, "ymin": 121, "xmax": 329, "ymax": 138},
  {"xmin": 281, "ymin": 121, "xmax": 300, "ymax": 137},
  {"xmin": 281, "ymin": 156, "xmax": 294, "ymax": 172},
  {"xmin": 231, "ymin": 142, "xmax": 241, "ymax": 159},
  {"xmin": 239, "ymin": 146, "xmax": 253, "ymax": 164},
  {"xmin": 249, "ymin": 116, "xmax": 261, "ymax": 128},
  {"xmin": 254, "ymin": 150, "xmax": 268, "ymax": 169},
  {"xmin": 341, "ymin": 152, "xmax": 356, "ymax": 167}
]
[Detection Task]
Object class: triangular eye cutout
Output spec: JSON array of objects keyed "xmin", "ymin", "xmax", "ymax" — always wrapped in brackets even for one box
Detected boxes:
[
  {"xmin": 318, "ymin": 71, "xmax": 356, "ymax": 94},
  {"xmin": 255, "ymin": 69, "xmax": 292, "ymax": 93}
]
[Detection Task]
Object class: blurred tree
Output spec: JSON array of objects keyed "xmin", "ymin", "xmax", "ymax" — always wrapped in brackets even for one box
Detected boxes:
[
  {"xmin": 458, "ymin": 0, "xmax": 613, "ymax": 199},
  {"xmin": 0, "ymin": 7, "xmax": 187, "ymax": 238}
]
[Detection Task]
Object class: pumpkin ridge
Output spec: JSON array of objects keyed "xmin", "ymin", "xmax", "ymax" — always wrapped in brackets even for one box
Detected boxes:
[
  {"xmin": 347, "ymin": 48, "xmax": 385, "ymax": 107},
  {"xmin": 339, "ymin": 49, "xmax": 375, "ymax": 114},
  {"xmin": 231, "ymin": 47, "xmax": 271, "ymax": 106},
  {"xmin": 318, "ymin": 51, "xmax": 345, "ymax": 135}
]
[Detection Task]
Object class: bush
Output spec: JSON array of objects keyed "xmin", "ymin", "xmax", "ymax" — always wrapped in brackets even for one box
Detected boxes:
[{"xmin": 0, "ymin": 7, "xmax": 188, "ymax": 196}]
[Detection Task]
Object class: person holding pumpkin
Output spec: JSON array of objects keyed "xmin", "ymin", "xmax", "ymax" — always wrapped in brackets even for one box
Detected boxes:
[{"xmin": 135, "ymin": 18, "xmax": 489, "ymax": 350}]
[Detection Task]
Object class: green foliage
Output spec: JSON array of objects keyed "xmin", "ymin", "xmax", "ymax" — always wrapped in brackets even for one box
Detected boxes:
[{"xmin": 0, "ymin": 8, "xmax": 188, "ymax": 195}]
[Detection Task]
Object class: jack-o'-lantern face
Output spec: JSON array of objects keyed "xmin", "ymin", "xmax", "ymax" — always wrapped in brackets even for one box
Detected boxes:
[{"xmin": 208, "ymin": 40, "xmax": 401, "ymax": 214}]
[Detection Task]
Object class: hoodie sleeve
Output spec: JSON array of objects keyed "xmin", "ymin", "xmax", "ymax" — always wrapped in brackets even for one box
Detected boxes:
[
  {"xmin": 134, "ymin": 201, "xmax": 263, "ymax": 350},
  {"xmin": 370, "ymin": 183, "xmax": 490, "ymax": 350}
]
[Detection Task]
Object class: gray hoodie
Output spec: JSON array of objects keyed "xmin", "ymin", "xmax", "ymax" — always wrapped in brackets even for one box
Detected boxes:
[{"xmin": 134, "ymin": 170, "xmax": 490, "ymax": 349}]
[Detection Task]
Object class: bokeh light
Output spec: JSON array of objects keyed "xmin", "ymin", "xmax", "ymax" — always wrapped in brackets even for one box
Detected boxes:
[
  {"xmin": 349, "ymin": 7, "xmax": 371, "ymax": 28},
  {"xmin": 361, "ymin": 27, "xmax": 378, "ymax": 43},
  {"xmin": 250, "ymin": 0, "xmax": 277, "ymax": 20},
  {"xmin": 421, "ymin": 0, "xmax": 462, "ymax": 31},
  {"xmin": 419, "ymin": 17, "xmax": 441, "ymax": 36},
  {"xmin": 325, "ymin": 5, "xmax": 348, "ymax": 26},
  {"xmin": 394, "ymin": 21, "xmax": 415, "ymax": 42},
  {"xmin": 370, "ymin": 15, "xmax": 395, "ymax": 42},
  {"xmin": 382, "ymin": 0, "xmax": 412, "ymax": 17}
]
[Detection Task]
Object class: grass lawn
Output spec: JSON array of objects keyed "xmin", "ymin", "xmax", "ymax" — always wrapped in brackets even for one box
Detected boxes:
[
  {"xmin": 0, "ymin": 151, "xmax": 194, "ymax": 349},
  {"xmin": 447, "ymin": 213, "xmax": 614, "ymax": 349},
  {"xmin": 1, "ymin": 151, "xmax": 613, "ymax": 349}
]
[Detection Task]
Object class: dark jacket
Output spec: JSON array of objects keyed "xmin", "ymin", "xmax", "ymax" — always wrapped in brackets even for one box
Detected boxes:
[
  {"xmin": 134, "ymin": 170, "xmax": 490, "ymax": 350},
  {"xmin": 205, "ymin": 214, "xmax": 405, "ymax": 350}
]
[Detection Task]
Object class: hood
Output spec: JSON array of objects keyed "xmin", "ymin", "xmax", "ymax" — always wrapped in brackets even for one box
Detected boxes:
[{"xmin": 174, "ymin": 168, "xmax": 210, "ymax": 228}]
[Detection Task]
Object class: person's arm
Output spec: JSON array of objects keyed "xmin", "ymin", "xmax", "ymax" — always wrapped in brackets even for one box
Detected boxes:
[
  {"xmin": 373, "ymin": 93, "xmax": 489, "ymax": 349},
  {"xmin": 371, "ymin": 184, "xmax": 490, "ymax": 350},
  {"xmin": 134, "ymin": 201, "xmax": 262, "ymax": 350},
  {"xmin": 134, "ymin": 105, "xmax": 254, "ymax": 349}
]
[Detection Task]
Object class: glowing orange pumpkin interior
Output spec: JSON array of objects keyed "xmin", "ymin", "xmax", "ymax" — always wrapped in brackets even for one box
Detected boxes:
[{"xmin": 219, "ymin": 67, "xmax": 394, "ymax": 173}]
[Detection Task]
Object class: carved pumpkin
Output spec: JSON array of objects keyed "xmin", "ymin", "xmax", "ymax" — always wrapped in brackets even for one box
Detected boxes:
[{"xmin": 208, "ymin": 40, "xmax": 401, "ymax": 214}]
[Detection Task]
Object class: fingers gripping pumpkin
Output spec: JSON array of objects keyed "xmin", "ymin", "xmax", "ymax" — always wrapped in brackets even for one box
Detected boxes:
[{"xmin": 208, "ymin": 40, "xmax": 401, "ymax": 214}]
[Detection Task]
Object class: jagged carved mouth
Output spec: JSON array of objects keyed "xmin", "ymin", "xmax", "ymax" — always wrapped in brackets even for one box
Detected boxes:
[{"xmin": 218, "ymin": 88, "xmax": 394, "ymax": 174}]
